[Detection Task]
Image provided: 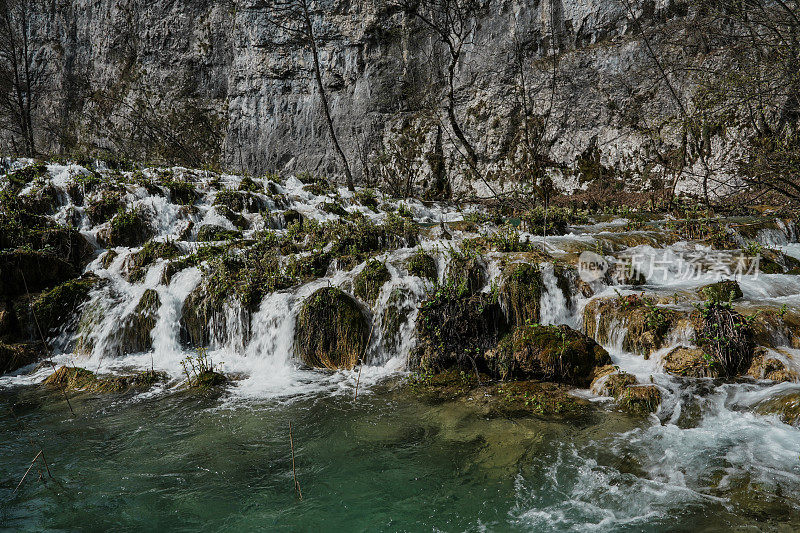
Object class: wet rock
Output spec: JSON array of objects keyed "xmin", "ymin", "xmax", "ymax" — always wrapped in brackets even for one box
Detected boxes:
[
  {"xmin": 405, "ymin": 251, "xmax": 437, "ymax": 281},
  {"xmin": 0, "ymin": 342, "xmax": 44, "ymax": 375},
  {"xmin": 583, "ymin": 294, "xmax": 683, "ymax": 358},
  {"xmin": 591, "ymin": 364, "xmax": 637, "ymax": 397},
  {"xmin": 125, "ymin": 240, "xmax": 181, "ymax": 282},
  {"xmin": 294, "ymin": 287, "xmax": 369, "ymax": 370},
  {"xmin": 747, "ymin": 348, "xmax": 799, "ymax": 382},
  {"xmin": 180, "ymin": 286, "xmax": 214, "ymax": 347},
  {"xmin": 100, "ymin": 249, "xmax": 118, "ymax": 269},
  {"xmin": 0, "ymin": 250, "xmax": 76, "ymax": 296},
  {"xmin": 487, "ymin": 324, "xmax": 611, "ymax": 386},
  {"xmin": 382, "ymin": 288, "xmax": 414, "ymax": 352},
  {"xmin": 196, "ymin": 224, "xmax": 241, "ymax": 242},
  {"xmin": 661, "ymin": 346, "xmax": 719, "ymax": 378},
  {"xmin": 411, "ymin": 291, "xmax": 505, "ymax": 372},
  {"xmin": 444, "ymin": 251, "xmax": 486, "ymax": 296},
  {"xmin": 117, "ymin": 289, "xmax": 160, "ymax": 354},
  {"xmin": 754, "ymin": 390, "xmax": 800, "ymax": 426},
  {"xmin": 44, "ymin": 365, "xmax": 167, "ymax": 393},
  {"xmin": 610, "ymin": 263, "xmax": 646, "ymax": 286},
  {"xmin": 31, "ymin": 275, "xmax": 99, "ymax": 336},
  {"xmin": 697, "ymin": 279, "xmax": 743, "ymax": 303},
  {"xmin": 97, "ymin": 208, "xmax": 153, "ymax": 248},
  {"xmin": 617, "ymin": 385, "xmax": 661, "ymax": 415},
  {"xmin": 353, "ymin": 259, "xmax": 390, "ymax": 304},
  {"xmin": 498, "ymin": 262, "xmax": 541, "ymax": 327}
]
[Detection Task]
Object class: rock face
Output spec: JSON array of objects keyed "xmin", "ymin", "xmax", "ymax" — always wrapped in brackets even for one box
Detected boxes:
[
  {"xmin": 16, "ymin": 0, "xmax": 730, "ymax": 196},
  {"xmin": 294, "ymin": 287, "xmax": 369, "ymax": 370}
]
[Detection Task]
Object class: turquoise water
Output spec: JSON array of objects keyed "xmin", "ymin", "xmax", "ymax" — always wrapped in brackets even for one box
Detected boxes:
[{"xmin": 2, "ymin": 380, "xmax": 800, "ymax": 532}]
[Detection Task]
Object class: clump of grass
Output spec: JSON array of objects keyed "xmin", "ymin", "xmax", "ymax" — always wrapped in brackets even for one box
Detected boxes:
[{"xmin": 181, "ymin": 349, "xmax": 226, "ymax": 388}]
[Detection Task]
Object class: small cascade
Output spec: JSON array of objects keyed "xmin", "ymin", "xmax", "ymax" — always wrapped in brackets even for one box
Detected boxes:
[{"xmin": 539, "ymin": 263, "xmax": 573, "ymax": 327}]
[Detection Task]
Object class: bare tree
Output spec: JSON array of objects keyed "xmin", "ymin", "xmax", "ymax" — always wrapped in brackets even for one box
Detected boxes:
[
  {"xmin": 256, "ymin": 0, "xmax": 355, "ymax": 190},
  {"xmin": 0, "ymin": 0, "xmax": 42, "ymax": 156}
]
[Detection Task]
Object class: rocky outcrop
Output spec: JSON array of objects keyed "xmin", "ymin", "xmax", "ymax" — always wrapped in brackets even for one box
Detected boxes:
[{"xmin": 294, "ymin": 287, "xmax": 369, "ymax": 370}]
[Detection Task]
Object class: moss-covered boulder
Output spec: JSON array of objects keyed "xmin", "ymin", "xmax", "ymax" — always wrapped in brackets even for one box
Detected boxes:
[
  {"xmin": 165, "ymin": 180, "xmax": 198, "ymax": 205},
  {"xmin": 661, "ymin": 346, "xmax": 719, "ymax": 378},
  {"xmin": 87, "ymin": 192, "xmax": 123, "ymax": 224},
  {"xmin": 412, "ymin": 291, "xmax": 505, "ymax": 372},
  {"xmin": 180, "ymin": 286, "xmax": 214, "ymax": 348},
  {"xmin": 117, "ymin": 289, "xmax": 160, "ymax": 354},
  {"xmin": 406, "ymin": 251, "xmax": 437, "ymax": 281},
  {"xmin": 0, "ymin": 342, "xmax": 44, "ymax": 375},
  {"xmin": 695, "ymin": 302, "xmax": 754, "ymax": 377},
  {"xmin": 590, "ymin": 365, "xmax": 637, "ymax": 398},
  {"xmin": 196, "ymin": 224, "xmax": 241, "ymax": 242},
  {"xmin": 98, "ymin": 208, "xmax": 153, "ymax": 248},
  {"xmin": 747, "ymin": 348, "xmax": 799, "ymax": 382},
  {"xmin": 487, "ymin": 324, "xmax": 611, "ymax": 386},
  {"xmin": 44, "ymin": 366, "xmax": 167, "ymax": 393},
  {"xmin": 583, "ymin": 295, "xmax": 683, "ymax": 358},
  {"xmin": 617, "ymin": 385, "xmax": 662, "ymax": 415},
  {"xmin": 282, "ymin": 209, "xmax": 303, "ymax": 228},
  {"xmin": 125, "ymin": 240, "xmax": 181, "ymax": 282},
  {"xmin": 0, "ymin": 250, "xmax": 76, "ymax": 297},
  {"xmin": 30, "ymin": 275, "xmax": 99, "ymax": 336},
  {"xmin": 444, "ymin": 252, "xmax": 485, "ymax": 296},
  {"xmin": 382, "ymin": 288, "xmax": 414, "ymax": 352},
  {"xmin": 754, "ymin": 390, "xmax": 800, "ymax": 426},
  {"xmin": 498, "ymin": 262, "xmax": 541, "ymax": 327},
  {"xmin": 697, "ymin": 280, "xmax": 743, "ymax": 303},
  {"xmin": 294, "ymin": 288, "xmax": 369, "ymax": 370},
  {"xmin": 353, "ymin": 260, "xmax": 390, "ymax": 304}
]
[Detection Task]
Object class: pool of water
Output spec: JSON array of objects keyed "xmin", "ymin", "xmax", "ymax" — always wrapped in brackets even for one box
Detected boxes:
[{"xmin": 2, "ymin": 379, "xmax": 799, "ymax": 532}]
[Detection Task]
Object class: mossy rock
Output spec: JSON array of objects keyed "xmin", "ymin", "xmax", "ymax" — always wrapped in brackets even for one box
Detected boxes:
[
  {"xmin": 126, "ymin": 240, "xmax": 182, "ymax": 282},
  {"xmin": 617, "ymin": 385, "xmax": 661, "ymax": 415},
  {"xmin": 661, "ymin": 346, "xmax": 718, "ymax": 378},
  {"xmin": 187, "ymin": 370, "xmax": 227, "ymax": 389},
  {"xmin": 196, "ymin": 224, "xmax": 241, "ymax": 242},
  {"xmin": 100, "ymin": 249, "xmax": 118, "ymax": 269},
  {"xmin": 754, "ymin": 390, "xmax": 800, "ymax": 426},
  {"xmin": 498, "ymin": 262, "xmax": 541, "ymax": 327},
  {"xmin": 180, "ymin": 286, "xmax": 214, "ymax": 348},
  {"xmin": 214, "ymin": 189, "xmax": 264, "ymax": 212},
  {"xmin": 487, "ymin": 324, "xmax": 611, "ymax": 386},
  {"xmin": 321, "ymin": 201, "xmax": 347, "ymax": 217},
  {"xmin": 0, "ymin": 342, "xmax": 44, "ymax": 375},
  {"xmin": 611, "ymin": 263, "xmax": 646, "ymax": 286},
  {"xmin": 383, "ymin": 288, "xmax": 414, "ymax": 352},
  {"xmin": 591, "ymin": 365, "xmax": 637, "ymax": 398},
  {"xmin": 583, "ymin": 295, "xmax": 681, "ymax": 358},
  {"xmin": 406, "ymin": 251, "xmax": 437, "ymax": 281},
  {"xmin": 31, "ymin": 275, "xmax": 99, "ymax": 336},
  {"xmin": 215, "ymin": 205, "xmax": 249, "ymax": 229},
  {"xmin": 353, "ymin": 260, "xmax": 390, "ymax": 304},
  {"xmin": 99, "ymin": 208, "xmax": 153, "ymax": 248},
  {"xmin": 444, "ymin": 253, "xmax": 485, "ymax": 296},
  {"xmin": 237, "ymin": 176, "xmax": 261, "ymax": 192},
  {"xmin": 697, "ymin": 280, "xmax": 743, "ymax": 303},
  {"xmin": 412, "ymin": 292, "xmax": 505, "ymax": 372},
  {"xmin": 747, "ymin": 348, "xmax": 799, "ymax": 382},
  {"xmin": 282, "ymin": 209, "xmax": 303, "ymax": 228},
  {"xmin": 0, "ymin": 250, "xmax": 76, "ymax": 297},
  {"xmin": 44, "ymin": 366, "xmax": 168, "ymax": 393},
  {"xmin": 86, "ymin": 192, "xmax": 123, "ymax": 224},
  {"xmin": 117, "ymin": 289, "xmax": 160, "ymax": 354},
  {"xmin": 165, "ymin": 180, "xmax": 198, "ymax": 205},
  {"xmin": 294, "ymin": 288, "xmax": 369, "ymax": 370}
]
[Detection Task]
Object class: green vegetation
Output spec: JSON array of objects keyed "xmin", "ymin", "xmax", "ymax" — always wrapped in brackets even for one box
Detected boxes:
[
  {"xmin": 182, "ymin": 350, "xmax": 226, "ymax": 388},
  {"xmin": 353, "ymin": 259, "xmax": 390, "ymax": 304},
  {"xmin": 406, "ymin": 249, "xmax": 437, "ymax": 281},
  {"xmin": 498, "ymin": 263, "xmax": 541, "ymax": 327}
]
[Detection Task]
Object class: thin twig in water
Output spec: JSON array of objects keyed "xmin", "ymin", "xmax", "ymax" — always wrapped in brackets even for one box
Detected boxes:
[
  {"xmin": 289, "ymin": 421, "xmax": 302, "ymax": 500},
  {"xmin": 14, "ymin": 450, "xmax": 50, "ymax": 493}
]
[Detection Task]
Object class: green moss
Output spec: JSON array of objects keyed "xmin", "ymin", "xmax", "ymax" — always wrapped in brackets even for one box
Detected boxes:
[
  {"xmin": 488, "ymin": 324, "xmax": 611, "ymax": 385},
  {"xmin": 321, "ymin": 201, "xmax": 348, "ymax": 217},
  {"xmin": 443, "ymin": 248, "xmax": 485, "ymax": 298},
  {"xmin": 0, "ymin": 342, "xmax": 43, "ymax": 374},
  {"xmin": 32, "ymin": 276, "xmax": 98, "ymax": 334},
  {"xmin": 354, "ymin": 189, "xmax": 378, "ymax": 210},
  {"xmin": 237, "ymin": 176, "xmax": 261, "ymax": 192},
  {"xmin": 87, "ymin": 192, "xmax": 123, "ymax": 224},
  {"xmin": 104, "ymin": 208, "xmax": 152, "ymax": 247},
  {"xmin": 698, "ymin": 280, "xmax": 743, "ymax": 303},
  {"xmin": 196, "ymin": 225, "xmax": 241, "ymax": 242},
  {"xmin": 44, "ymin": 365, "xmax": 167, "ymax": 393},
  {"xmin": 406, "ymin": 250, "xmax": 437, "ymax": 281},
  {"xmin": 6, "ymin": 162, "xmax": 47, "ymax": 189},
  {"xmin": 127, "ymin": 240, "xmax": 181, "ymax": 282},
  {"xmin": 617, "ymin": 385, "xmax": 662, "ymax": 415},
  {"xmin": 353, "ymin": 260, "xmax": 391, "ymax": 304},
  {"xmin": 498, "ymin": 263, "xmax": 541, "ymax": 327},
  {"xmin": 117, "ymin": 289, "xmax": 160, "ymax": 354},
  {"xmin": 164, "ymin": 180, "xmax": 198, "ymax": 205},
  {"xmin": 294, "ymin": 288, "xmax": 368, "ymax": 369},
  {"xmin": 215, "ymin": 205, "xmax": 248, "ymax": 229}
]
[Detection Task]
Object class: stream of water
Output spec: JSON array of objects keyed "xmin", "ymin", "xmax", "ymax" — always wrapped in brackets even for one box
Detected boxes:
[{"xmin": 2, "ymin": 161, "xmax": 800, "ymax": 531}]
